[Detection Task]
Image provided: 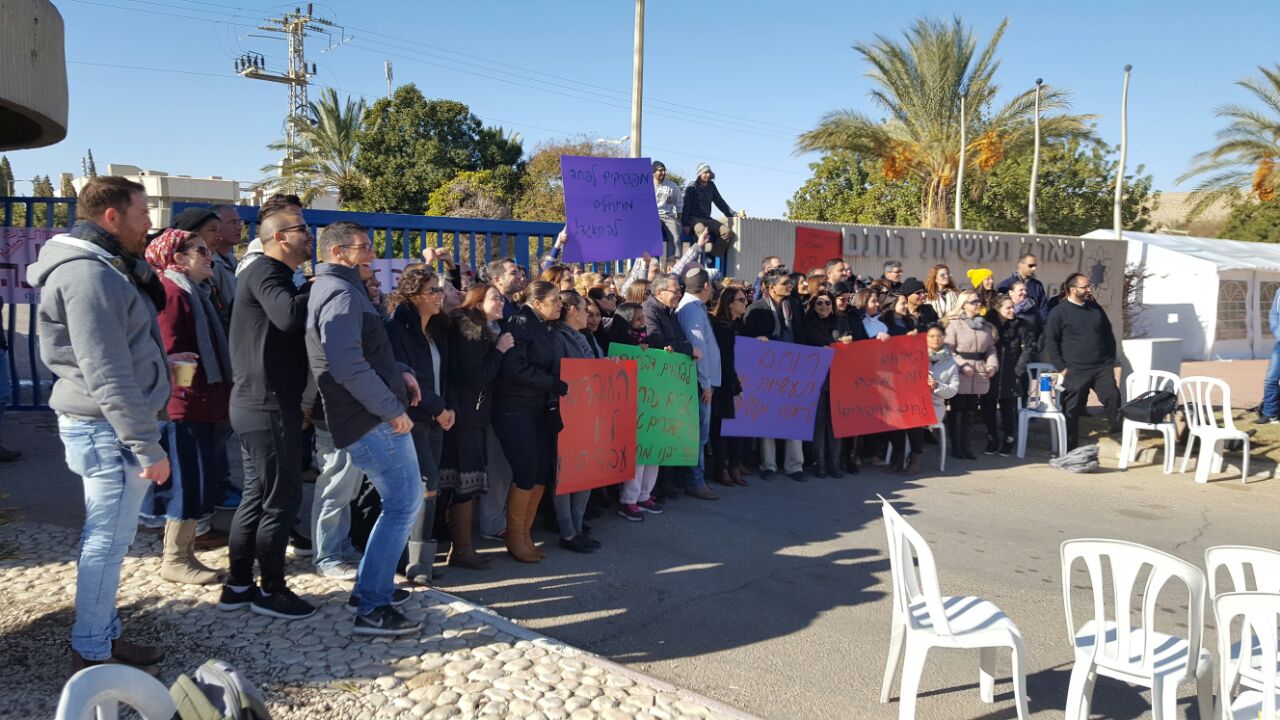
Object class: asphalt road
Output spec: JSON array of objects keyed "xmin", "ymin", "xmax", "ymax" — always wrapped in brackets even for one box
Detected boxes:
[{"xmin": 445, "ymin": 437, "xmax": 1278, "ymax": 720}]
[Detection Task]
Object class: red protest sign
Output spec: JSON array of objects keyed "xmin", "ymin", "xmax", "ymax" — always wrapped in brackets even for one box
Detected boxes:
[
  {"xmin": 793, "ymin": 226, "xmax": 841, "ymax": 275},
  {"xmin": 556, "ymin": 358, "xmax": 638, "ymax": 494},
  {"xmin": 829, "ymin": 334, "xmax": 937, "ymax": 438}
]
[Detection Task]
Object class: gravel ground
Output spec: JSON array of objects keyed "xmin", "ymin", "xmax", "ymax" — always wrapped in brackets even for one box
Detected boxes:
[{"xmin": 0, "ymin": 521, "xmax": 753, "ymax": 720}]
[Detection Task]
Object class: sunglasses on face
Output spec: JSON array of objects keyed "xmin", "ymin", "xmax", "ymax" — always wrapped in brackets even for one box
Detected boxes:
[
  {"xmin": 814, "ymin": 300, "xmax": 832, "ymax": 307},
  {"xmin": 279, "ymin": 223, "xmax": 313, "ymax": 238},
  {"xmin": 180, "ymin": 246, "xmax": 211, "ymax": 257},
  {"xmin": 966, "ymin": 299, "xmax": 983, "ymax": 305}
]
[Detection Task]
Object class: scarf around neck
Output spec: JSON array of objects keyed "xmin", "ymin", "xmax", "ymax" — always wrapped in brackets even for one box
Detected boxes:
[
  {"xmin": 163, "ymin": 268, "xmax": 230, "ymax": 385},
  {"xmin": 70, "ymin": 220, "xmax": 167, "ymax": 311}
]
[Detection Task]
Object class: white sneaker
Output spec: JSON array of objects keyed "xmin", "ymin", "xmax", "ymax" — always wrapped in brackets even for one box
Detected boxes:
[{"xmin": 320, "ymin": 562, "xmax": 359, "ymax": 581}]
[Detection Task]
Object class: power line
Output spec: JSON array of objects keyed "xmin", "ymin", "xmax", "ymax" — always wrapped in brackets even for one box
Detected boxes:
[{"xmin": 66, "ymin": 0, "xmax": 805, "ymax": 141}]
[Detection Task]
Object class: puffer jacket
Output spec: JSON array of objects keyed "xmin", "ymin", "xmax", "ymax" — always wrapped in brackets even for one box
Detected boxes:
[
  {"xmin": 988, "ymin": 314, "xmax": 1036, "ymax": 399},
  {"xmin": 944, "ymin": 315, "xmax": 998, "ymax": 396},
  {"xmin": 928, "ymin": 347, "xmax": 961, "ymax": 421},
  {"xmin": 494, "ymin": 303, "xmax": 559, "ymax": 410}
]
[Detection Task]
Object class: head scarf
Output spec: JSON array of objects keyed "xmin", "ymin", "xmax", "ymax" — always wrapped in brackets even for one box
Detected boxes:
[
  {"xmin": 145, "ymin": 227, "xmax": 193, "ymax": 273},
  {"xmin": 966, "ymin": 267, "xmax": 993, "ymax": 289}
]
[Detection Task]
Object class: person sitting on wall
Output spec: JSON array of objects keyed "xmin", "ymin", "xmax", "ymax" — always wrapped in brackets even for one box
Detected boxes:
[
  {"xmin": 652, "ymin": 161, "xmax": 683, "ymax": 258},
  {"xmin": 681, "ymin": 163, "xmax": 739, "ymax": 262}
]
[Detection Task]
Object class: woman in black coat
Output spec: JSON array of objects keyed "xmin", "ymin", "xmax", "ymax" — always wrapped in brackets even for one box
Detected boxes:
[
  {"xmin": 801, "ymin": 291, "xmax": 854, "ymax": 478},
  {"xmin": 437, "ymin": 283, "xmax": 513, "ymax": 569},
  {"xmin": 982, "ymin": 294, "xmax": 1035, "ymax": 456},
  {"xmin": 491, "ymin": 280, "xmax": 567, "ymax": 564},
  {"xmin": 709, "ymin": 285, "xmax": 748, "ymax": 486},
  {"xmin": 386, "ymin": 268, "xmax": 454, "ymax": 585}
]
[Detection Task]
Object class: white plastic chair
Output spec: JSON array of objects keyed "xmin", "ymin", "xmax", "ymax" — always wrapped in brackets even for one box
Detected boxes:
[
  {"xmin": 1179, "ymin": 376, "xmax": 1250, "ymax": 484},
  {"xmin": 878, "ymin": 496, "xmax": 1029, "ymax": 719},
  {"xmin": 1213, "ymin": 592, "xmax": 1280, "ymax": 720},
  {"xmin": 56, "ymin": 665, "xmax": 176, "ymax": 720},
  {"xmin": 881, "ymin": 422, "xmax": 948, "ymax": 472},
  {"xmin": 1207, "ymin": 546, "xmax": 1280, "ymax": 696},
  {"xmin": 1118, "ymin": 370, "xmax": 1180, "ymax": 474},
  {"xmin": 1060, "ymin": 539, "xmax": 1212, "ymax": 720},
  {"xmin": 1017, "ymin": 362, "xmax": 1067, "ymax": 459}
]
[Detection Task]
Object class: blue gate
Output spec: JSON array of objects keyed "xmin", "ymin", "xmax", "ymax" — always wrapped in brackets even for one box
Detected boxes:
[{"xmin": 2, "ymin": 198, "xmax": 628, "ymax": 411}]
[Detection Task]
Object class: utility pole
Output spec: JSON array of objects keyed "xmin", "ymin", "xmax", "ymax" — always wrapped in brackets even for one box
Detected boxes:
[
  {"xmin": 235, "ymin": 4, "xmax": 346, "ymax": 162},
  {"xmin": 629, "ymin": 0, "xmax": 644, "ymax": 158},
  {"xmin": 1114, "ymin": 65, "xmax": 1132, "ymax": 241},
  {"xmin": 1028, "ymin": 78, "xmax": 1042, "ymax": 234},
  {"xmin": 385, "ymin": 60, "xmax": 393, "ymax": 97}
]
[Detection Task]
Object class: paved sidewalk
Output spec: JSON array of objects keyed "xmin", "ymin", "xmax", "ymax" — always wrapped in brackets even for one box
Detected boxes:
[{"xmin": 0, "ymin": 520, "xmax": 754, "ymax": 720}]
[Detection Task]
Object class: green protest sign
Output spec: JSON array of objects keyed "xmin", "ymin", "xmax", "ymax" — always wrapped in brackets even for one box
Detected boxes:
[{"xmin": 607, "ymin": 344, "xmax": 698, "ymax": 466}]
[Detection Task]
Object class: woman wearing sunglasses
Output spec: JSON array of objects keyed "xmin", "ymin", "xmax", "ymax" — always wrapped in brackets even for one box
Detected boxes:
[
  {"xmin": 943, "ymin": 290, "xmax": 998, "ymax": 460},
  {"xmin": 802, "ymin": 290, "xmax": 854, "ymax": 478},
  {"xmin": 146, "ymin": 228, "xmax": 230, "ymax": 586}
]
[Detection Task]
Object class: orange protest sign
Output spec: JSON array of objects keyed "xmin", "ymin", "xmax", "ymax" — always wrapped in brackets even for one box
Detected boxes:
[
  {"xmin": 555, "ymin": 358, "xmax": 638, "ymax": 494},
  {"xmin": 829, "ymin": 334, "xmax": 937, "ymax": 437}
]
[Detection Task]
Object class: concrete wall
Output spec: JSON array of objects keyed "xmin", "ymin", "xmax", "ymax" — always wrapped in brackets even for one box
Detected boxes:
[{"xmin": 730, "ymin": 217, "xmax": 1129, "ymax": 353}]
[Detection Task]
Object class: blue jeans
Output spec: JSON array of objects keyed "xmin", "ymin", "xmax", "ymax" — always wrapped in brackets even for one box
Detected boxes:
[
  {"xmin": 1263, "ymin": 341, "xmax": 1280, "ymax": 418},
  {"xmin": 311, "ymin": 427, "xmax": 361, "ymax": 572},
  {"xmin": 346, "ymin": 422, "xmax": 421, "ymax": 616},
  {"xmin": 686, "ymin": 399, "xmax": 712, "ymax": 489},
  {"xmin": 59, "ymin": 417, "xmax": 154, "ymax": 661},
  {"xmin": 0, "ymin": 346, "xmax": 11, "ymax": 423}
]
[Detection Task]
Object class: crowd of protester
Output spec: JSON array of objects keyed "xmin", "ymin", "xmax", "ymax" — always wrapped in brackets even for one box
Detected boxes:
[{"xmin": 26, "ymin": 172, "xmax": 1118, "ymax": 673}]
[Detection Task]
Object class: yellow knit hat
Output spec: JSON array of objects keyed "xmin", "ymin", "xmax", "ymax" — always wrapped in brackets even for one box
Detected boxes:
[{"xmin": 966, "ymin": 267, "xmax": 993, "ymax": 288}]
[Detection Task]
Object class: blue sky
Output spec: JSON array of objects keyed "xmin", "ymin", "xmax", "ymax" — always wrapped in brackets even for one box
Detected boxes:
[{"xmin": 10, "ymin": 0, "xmax": 1280, "ymax": 218}]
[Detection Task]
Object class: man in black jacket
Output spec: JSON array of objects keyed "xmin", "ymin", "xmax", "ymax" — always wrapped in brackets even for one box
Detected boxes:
[
  {"xmin": 308, "ymin": 221, "xmax": 424, "ymax": 636},
  {"xmin": 221, "ymin": 208, "xmax": 316, "ymax": 620},
  {"xmin": 742, "ymin": 270, "xmax": 807, "ymax": 480},
  {"xmin": 642, "ymin": 273, "xmax": 695, "ymax": 357},
  {"xmin": 997, "ymin": 254, "xmax": 1049, "ymax": 323},
  {"xmin": 680, "ymin": 163, "xmax": 737, "ymax": 261},
  {"xmin": 1043, "ymin": 272, "xmax": 1120, "ymax": 449}
]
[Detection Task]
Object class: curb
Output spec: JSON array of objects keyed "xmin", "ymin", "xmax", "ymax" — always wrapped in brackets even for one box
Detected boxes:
[{"xmin": 423, "ymin": 588, "xmax": 764, "ymax": 720}]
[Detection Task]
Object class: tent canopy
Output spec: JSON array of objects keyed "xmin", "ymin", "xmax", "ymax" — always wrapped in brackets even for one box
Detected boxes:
[{"xmin": 1083, "ymin": 229, "xmax": 1280, "ymax": 272}]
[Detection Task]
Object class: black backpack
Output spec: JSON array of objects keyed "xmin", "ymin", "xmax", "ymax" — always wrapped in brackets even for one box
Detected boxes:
[{"xmin": 1120, "ymin": 389, "xmax": 1179, "ymax": 425}]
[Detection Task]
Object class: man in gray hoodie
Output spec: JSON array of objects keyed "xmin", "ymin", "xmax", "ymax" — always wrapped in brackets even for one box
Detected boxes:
[{"xmin": 27, "ymin": 176, "xmax": 178, "ymax": 671}]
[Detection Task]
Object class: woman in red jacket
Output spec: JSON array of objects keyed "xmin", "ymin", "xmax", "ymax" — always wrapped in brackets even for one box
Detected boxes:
[{"xmin": 146, "ymin": 228, "xmax": 232, "ymax": 586}]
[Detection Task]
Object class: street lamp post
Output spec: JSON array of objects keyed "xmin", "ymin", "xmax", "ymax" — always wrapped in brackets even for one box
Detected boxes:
[
  {"xmin": 955, "ymin": 96, "xmax": 966, "ymax": 230},
  {"xmin": 1028, "ymin": 78, "xmax": 1042, "ymax": 234},
  {"xmin": 1114, "ymin": 65, "xmax": 1132, "ymax": 241}
]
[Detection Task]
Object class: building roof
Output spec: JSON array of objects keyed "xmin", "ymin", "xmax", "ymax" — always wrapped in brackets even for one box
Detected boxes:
[{"xmin": 1083, "ymin": 229, "xmax": 1280, "ymax": 273}]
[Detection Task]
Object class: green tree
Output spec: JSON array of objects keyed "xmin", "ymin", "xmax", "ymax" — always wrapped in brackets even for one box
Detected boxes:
[
  {"xmin": 262, "ymin": 88, "xmax": 366, "ymax": 206},
  {"xmin": 1219, "ymin": 199, "xmax": 1280, "ymax": 242},
  {"xmin": 965, "ymin": 139, "xmax": 1154, "ymax": 235},
  {"xmin": 513, "ymin": 138, "xmax": 625, "ymax": 222},
  {"xmin": 0, "ymin": 156, "xmax": 13, "ymax": 196},
  {"xmin": 1178, "ymin": 64, "xmax": 1280, "ymax": 217},
  {"xmin": 796, "ymin": 17, "xmax": 1094, "ymax": 227},
  {"xmin": 349, "ymin": 85, "xmax": 523, "ymax": 215},
  {"xmin": 786, "ymin": 150, "xmax": 919, "ymax": 225},
  {"xmin": 788, "ymin": 140, "xmax": 1155, "ymax": 236},
  {"xmin": 426, "ymin": 169, "xmax": 519, "ymax": 219}
]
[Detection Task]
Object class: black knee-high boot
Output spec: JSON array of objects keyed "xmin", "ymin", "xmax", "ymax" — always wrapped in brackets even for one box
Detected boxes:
[
  {"xmin": 959, "ymin": 411, "xmax": 979, "ymax": 460},
  {"xmin": 946, "ymin": 412, "xmax": 964, "ymax": 459}
]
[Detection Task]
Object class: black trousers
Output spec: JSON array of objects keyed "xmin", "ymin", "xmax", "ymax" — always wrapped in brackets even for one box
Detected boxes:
[
  {"xmin": 491, "ymin": 404, "xmax": 554, "ymax": 490},
  {"xmin": 227, "ymin": 405, "xmax": 304, "ymax": 593},
  {"xmin": 811, "ymin": 388, "xmax": 843, "ymax": 472},
  {"xmin": 981, "ymin": 389, "xmax": 1020, "ymax": 444},
  {"xmin": 1061, "ymin": 366, "xmax": 1121, "ymax": 449},
  {"xmin": 709, "ymin": 415, "xmax": 749, "ymax": 474}
]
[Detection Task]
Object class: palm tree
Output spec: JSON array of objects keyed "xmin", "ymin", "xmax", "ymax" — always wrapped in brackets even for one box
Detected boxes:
[
  {"xmin": 261, "ymin": 88, "xmax": 366, "ymax": 205},
  {"xmin": 1177, "ymin": 64, "xmax": 1280, "ymax": 217},
  {"xmin": 796, "ymin": 17, "xmax": 1094, "ymax": 228}
]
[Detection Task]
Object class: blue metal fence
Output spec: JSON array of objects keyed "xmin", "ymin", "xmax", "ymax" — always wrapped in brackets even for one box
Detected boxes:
[
  {"xmin": 2, "ymin": 196, "xmax": 77, "ymax": 410},
  {"xmin": 2, "ymin": 198, "xmax": 631, "ymax": 411}
]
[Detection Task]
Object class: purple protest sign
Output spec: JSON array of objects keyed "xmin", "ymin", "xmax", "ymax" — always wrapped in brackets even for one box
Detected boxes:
[
  {"xmin": 722, "ymin": 337, "xmax": 834, "ymax": 441},
  {"xmin": 560, "ymin": 155, "xmax": 663, "ymax": 262}
]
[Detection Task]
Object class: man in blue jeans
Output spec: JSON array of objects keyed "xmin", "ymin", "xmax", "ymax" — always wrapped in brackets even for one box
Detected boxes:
[
  {"xmin": 307, "ymin": 221, "xmax": 424, "ymax": 636},
  {"xmin": 676, "ymin": 267, "xmax": 720, "ymax": 500},
  {"xmin": 1258, "ymin": 291, "xmax": 1280, "ymax": 424},
  {"xmin": 27, "ymin": 177, "xmax": 174, "ymax": 671}
]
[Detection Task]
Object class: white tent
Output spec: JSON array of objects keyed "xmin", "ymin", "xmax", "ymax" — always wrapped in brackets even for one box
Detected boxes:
[{"xmin": 1083, "ymin": 229, "xmax": 1280, "ymax": 360}]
